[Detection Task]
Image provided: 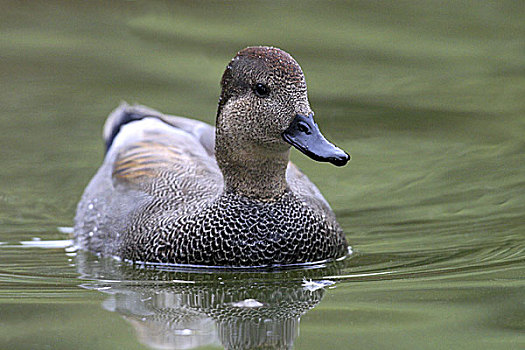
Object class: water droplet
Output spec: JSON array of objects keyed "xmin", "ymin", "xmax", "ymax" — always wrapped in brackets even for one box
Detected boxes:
[
  {"xmin": 88, "ymin": 203, "xmax": 94, "ymax": 210},
  {"xmin": 231, "ymin": 299, "xmax": 263, "ymax": 308},
  {"xmin": 88, "ymin": 231, "xmax": 94, "ymax": 237}
]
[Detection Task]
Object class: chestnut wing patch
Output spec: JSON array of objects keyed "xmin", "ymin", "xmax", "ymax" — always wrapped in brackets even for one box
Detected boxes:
[{"xmin": 113, "ymin": 140, "xmax": 192, "ymax": 184}]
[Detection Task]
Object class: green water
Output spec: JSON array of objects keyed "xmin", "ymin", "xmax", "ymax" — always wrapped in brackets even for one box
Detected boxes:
[{"xmin": 1, "ymin": 1, "xmax": 524, "ymax": 349}]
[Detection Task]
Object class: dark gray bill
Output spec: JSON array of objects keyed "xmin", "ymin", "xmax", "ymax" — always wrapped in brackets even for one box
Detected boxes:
[{"xmin": 282, "ymin": 113, "xmax": 350, "ymax": 166}]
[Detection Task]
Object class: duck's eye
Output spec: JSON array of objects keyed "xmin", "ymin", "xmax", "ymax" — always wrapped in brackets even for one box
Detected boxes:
[{"xmin": 254, "ymin": 83, "xmax": 270, "ymax": 98}]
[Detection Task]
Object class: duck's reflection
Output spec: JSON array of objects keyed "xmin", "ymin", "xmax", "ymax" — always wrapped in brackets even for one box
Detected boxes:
[{"xmin": 76, "ymin": 251, "xmax": 342, "ymax": 350}]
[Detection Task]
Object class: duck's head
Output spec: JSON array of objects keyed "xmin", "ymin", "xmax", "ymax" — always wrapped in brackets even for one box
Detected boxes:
[{"xmin": 216, "ymin": 46, "xmax": 349, "ymax": 167}]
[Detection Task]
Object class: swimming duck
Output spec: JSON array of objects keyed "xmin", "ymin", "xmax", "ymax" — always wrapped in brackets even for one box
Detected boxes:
[{"xmin": 74, "ymin": 46, "xmax": 350, "ymax": 267}]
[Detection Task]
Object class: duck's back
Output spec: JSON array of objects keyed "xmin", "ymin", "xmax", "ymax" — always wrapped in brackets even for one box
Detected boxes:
[
  {"xmin": 74, "ymin": 104, "xmax": 347, "ymax": 266},
  {"xmin": 75, "ymin": 105, "xmax": 221, "ymax": 255}
]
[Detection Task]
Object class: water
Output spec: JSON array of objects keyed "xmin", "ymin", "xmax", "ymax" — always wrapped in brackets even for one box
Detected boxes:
[{"xmin": 1, "ymin": 1, "xmax": 524, "ymax": 349}]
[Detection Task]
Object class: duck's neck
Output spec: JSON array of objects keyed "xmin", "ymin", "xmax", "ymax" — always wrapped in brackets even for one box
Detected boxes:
[{"xmin": 215, "ymin": 137, "xmax": 290, "ymax": 201}]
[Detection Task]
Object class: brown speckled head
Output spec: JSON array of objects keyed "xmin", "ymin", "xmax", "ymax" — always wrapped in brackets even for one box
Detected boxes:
[
  {"xmin": 215, "ymin": 46, "xmax": 314, "ymax": 199},
  {"xmin": 234, "ymin": 46, "xmax": 305, "ymax": 84},
  {"xmin": 215, "ymin": 46, "xmax": 348, "ymax": 200},
  {"xmin": 216, "ymin": 46, "xmax": 311, "ymax": 149}
]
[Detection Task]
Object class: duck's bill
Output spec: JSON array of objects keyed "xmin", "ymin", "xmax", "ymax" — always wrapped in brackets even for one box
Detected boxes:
[{"xmin": 282, "ymin": 113, "xmax": 350, "ymax": 166}]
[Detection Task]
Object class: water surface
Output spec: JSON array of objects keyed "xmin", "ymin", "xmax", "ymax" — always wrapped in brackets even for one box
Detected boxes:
[{"xmin": 1, "ymin": 1, "xmax": 524, "ymax": 349}]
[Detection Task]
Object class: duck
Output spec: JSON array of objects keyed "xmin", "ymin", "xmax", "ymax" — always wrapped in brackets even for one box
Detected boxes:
[{"xmin": 74, "ymin": 46, "xmax": 350, "ymax": 267}]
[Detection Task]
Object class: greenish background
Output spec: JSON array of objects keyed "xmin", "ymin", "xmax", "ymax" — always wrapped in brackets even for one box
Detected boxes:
[{"xmin": 0, "ymin": 1, "xmax": 523, "ymax": 349}]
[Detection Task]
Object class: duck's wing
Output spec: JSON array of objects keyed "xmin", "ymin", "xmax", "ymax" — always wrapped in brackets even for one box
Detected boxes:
[
  {"xmin": 75, "ymin": 104, "xmax": 221, "ymax": 255},
  {"xmin": 104, "ymin": 103, "xmax": 222, "ymax": 201},
  {"xmin": 104, "ymin": 103, "xmax": 216, "ymax": 156}
]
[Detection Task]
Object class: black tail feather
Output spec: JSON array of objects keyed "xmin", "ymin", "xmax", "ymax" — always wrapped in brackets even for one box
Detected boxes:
[{"xmin": 104, "ymin": 103, "xmax": 163, "ymax": 153}]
